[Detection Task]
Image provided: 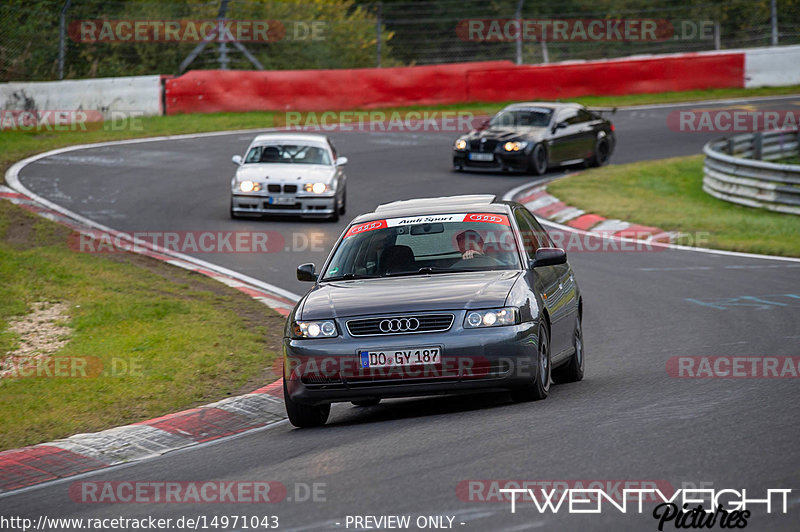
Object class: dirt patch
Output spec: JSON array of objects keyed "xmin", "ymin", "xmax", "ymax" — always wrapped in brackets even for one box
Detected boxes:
[{"xmin": 1, "ymin": 301, "xmax": 72, "ymax": 378}]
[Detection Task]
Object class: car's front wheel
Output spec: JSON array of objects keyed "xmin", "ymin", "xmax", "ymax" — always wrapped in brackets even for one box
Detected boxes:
[
  {"xmin": 229, "ymin": 198, "xmax": 239, "ymax": 220},
  {"xmin": 284, "ymin": 379, "xmax": 330, "ymax": 428},
  {"xmin": 528, "ymin": 143, "xmax": 548, "ymax": 175},
  {"xmin": 553, "ymin": 313, "xmax": 585, "ymax": 383},
  {"xmin": 510, "ymin": 321, "xmax": 551, "ymax": 402},
  {"xmin": 338, "ymin": 189, "xmax": 347, "ymax": 216}
]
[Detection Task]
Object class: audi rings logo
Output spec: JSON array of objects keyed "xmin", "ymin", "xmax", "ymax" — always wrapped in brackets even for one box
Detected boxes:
[{"xmin": 379, "ymin": 317, "xmax": 420, "ymax": 333}]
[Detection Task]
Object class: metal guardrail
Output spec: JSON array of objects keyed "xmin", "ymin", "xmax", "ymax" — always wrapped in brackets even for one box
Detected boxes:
[{"xmin": 702, "ymin": 128, "xmax": 800, "ymax": 215}]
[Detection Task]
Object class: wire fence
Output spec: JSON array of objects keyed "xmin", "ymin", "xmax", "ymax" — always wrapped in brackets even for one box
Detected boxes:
[{"xmin": 1, "ymin": 0, "xmax": 799, "ymax": 82}]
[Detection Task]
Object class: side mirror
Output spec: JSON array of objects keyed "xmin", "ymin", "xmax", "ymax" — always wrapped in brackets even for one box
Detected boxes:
[
  {"xmin": 297, "ymin": 263, "xmax": 317, "ymax": 282},
  {"xmin": 530, "ymin": 248, "xmax": 567, "ymax": 268},
  {"xmin": 231, "ymin": 155, "xmax": 243, "ymax": 165},
  {"xmin": 335, "ymin": 156, "xmax": 348, "ymax": 167}
]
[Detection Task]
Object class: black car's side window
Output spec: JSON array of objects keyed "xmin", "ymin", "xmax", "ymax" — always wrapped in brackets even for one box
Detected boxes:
[
  {"xmin": 576, "ymin": 109, "xmax": 593, "ymax": 123},
  {"xmin": 557, "ymin": 109, "xmax": 579, "ymax": 126},
  {"xmin": 514, "ymin": 209, "xmax": 540, "ymax": 261}
]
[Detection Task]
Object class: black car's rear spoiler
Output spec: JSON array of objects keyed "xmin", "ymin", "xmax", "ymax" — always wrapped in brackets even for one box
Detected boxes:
[{"xmin": 587, "ymin": 106, "xmax": 617, "ymax": 115}]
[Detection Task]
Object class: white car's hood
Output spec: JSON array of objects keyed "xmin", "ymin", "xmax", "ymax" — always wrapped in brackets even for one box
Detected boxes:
[{"xmin": 235, "ymin": 163, "xmax": 335, "ymax": 183}]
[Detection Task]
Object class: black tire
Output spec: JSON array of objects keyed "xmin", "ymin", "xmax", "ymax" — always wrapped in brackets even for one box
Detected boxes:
[
  {"xmin": 553, "ymin": 313, "xmax": 585, "ymax": 384},
  {"xmin": 328, "ymin": 205, "xmax": 340, "ymax": 223},
  {"xmin": 588, "ymin": 136, "xmax": 611, "ymax": 167},
  {"xmin": 351, "ymin": 398, "xmax": 381, "ymax": 407},
  {"xmin": 510, "ymin": 321, "xmax": 551, "ymax": 402},
  {"xmin": 528, "ymin": 143, "xmax": 548, "ymax": 175},
  {"xmin": 229, "ymin": 199, "xmax": 240, "ymax": 219},
  {"xmin": 338, "ymin": 190, "xmax": 346, "ymax": 215},
  {"xmin": 283, "ymin": 379, "xmax": 330, "ymax": 428}
]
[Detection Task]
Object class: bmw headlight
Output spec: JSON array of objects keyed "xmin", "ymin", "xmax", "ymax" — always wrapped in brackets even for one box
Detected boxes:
[
  {"xmin": 239, "ymin": 180, "xmax": 261, "ymax": 192},
  {"xmin": 454, "ymin": 139, "xmax": 467, "ymax": 150},
  {"xmin": 292, "ymin": 320, "xmax": 338, "ymax": 338},
  {"xmin": 303, "ymin": 183, "xmax": 329, "ymax": 194},
  {"xmin": 464, "ymin": 308, "xmax": 518, "ymax": 328},
  {"xmin": 503, "ymin": 141, "xmax": 528, "ymax": 152}
]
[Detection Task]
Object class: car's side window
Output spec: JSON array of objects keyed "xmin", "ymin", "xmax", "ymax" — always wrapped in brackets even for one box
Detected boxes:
[
  {"xmin": 576, "ymin": 109, "xmax": 593, "ymax": 123},
  {"xmin": 557, "ymin": 109, "xmax": 579, "ymax": 126},
  {"xmin": 514, "ymin": 209, "xmax": 540, "ymax": 261},
  {"xmin": 520, "ymin": 209, "xmax": 553, "ymax": 249}
]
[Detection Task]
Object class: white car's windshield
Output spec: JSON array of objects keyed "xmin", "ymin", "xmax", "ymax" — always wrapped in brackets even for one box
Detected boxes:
[
  {"xmin": 245, "ymin": 144, "xmax": 332, "ymax": 165},
  {"xmin": 322, "ymin": 215, "xmax": 522, "ymax": 281}
]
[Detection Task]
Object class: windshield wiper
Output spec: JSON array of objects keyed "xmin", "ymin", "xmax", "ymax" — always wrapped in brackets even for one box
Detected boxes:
[
  {"xmin": 323, "ymin": 273, "xmax": 380, "ymax": 281},
  {"xmin": 383, "ymin": 267, "xmax": 462, "ymax": 277}
]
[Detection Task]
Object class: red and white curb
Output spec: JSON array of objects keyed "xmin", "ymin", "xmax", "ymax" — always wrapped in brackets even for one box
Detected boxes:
[
  {"xmin": 510, "ymin": 180, "xmax": 680, "ymax": 244},
  {"xmin": 0, "ymin": 182, "xmax": 293, "ymax": 495}
]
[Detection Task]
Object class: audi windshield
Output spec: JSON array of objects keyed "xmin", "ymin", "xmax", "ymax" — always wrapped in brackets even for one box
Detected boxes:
[{"xmin": 321, "ymin": 213, "xmax": 522, "ymax": 280}]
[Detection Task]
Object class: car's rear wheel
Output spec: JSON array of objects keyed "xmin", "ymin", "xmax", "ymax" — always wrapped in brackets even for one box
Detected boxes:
[
  {"xmin": 553, "ymin": 313, "xmax": 585, "ymax": 383},
  {"xmin": 510, "ymin": 321, "xmax": 550, "ymax": 402},
  {"xmin": 588, "ymin": 136, "xmax": 611, "ymax": 167},
  {"xmin": 528, "ymin": 143, "xmax": 548, "ymax": 175},
  {"xmin": 283, "ymin": 379, "xmax": 330, "ymax": 428},
  {"xmin": 352, "ymin": 398, "xmax": 380, "ymax": 407}
]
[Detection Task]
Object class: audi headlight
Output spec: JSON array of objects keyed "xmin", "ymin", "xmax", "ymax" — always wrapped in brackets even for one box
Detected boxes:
[
  {"xmin": 503, "ymin": 141, "xmax": 528, "ymax": 152},
  {"xmin": 464, "ymin": 308, "xmax": 518, "ymax": 328},
  {"xmin": 292, "ymin": 320, "xmax": 338, "ymax": 339},
  {"xmin": 454, "ymin": 139, "xmax": 467, "ymax": 150},
  {"xmin": 303, "ymin": 183, "xmax": 329, "ymax": 194},
  {"xmin": 239, "ymin": 180, "xmax": 261, "ymax": 192}
]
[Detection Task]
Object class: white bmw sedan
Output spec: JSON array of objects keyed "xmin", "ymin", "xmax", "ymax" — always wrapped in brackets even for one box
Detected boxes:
[{"xmin": 230, "ymin": 133, "xmax": 348, "ymax": 221}]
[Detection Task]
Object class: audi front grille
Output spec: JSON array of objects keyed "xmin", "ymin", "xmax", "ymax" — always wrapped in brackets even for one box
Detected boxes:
[{"xmin": 346, "ymin": 314, "xmax": 454, "ymax": 337}]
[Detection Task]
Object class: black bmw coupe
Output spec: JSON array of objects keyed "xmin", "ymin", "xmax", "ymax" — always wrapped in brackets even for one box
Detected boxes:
[{"xmin": 453, "ymin": 102, "xmax": 615, "ymax": 175}]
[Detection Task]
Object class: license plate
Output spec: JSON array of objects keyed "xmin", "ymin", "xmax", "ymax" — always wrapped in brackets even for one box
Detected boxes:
[
  {"xmin": 267, "ymin": 196, "xmax": 296, "ymax": 205},
  {"xmin": 359, "ymin": 347, "xmax": 441, "ymax": 369},
  {"xmin": 469, "ymin": 152, "xmax": 494, "ymax": 161}
]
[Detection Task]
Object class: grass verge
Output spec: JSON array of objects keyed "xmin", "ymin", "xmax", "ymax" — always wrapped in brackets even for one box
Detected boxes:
[
  {"xmin": 547, "ymin": 155, "xmax": 800, "ymax": 257},
  {"xmin": 0, "ymin": 204, "xmax": 284, "ymax": 451}
]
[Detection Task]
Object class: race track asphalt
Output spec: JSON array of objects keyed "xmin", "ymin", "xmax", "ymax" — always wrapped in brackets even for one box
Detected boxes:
[{"xmin": 3, "ymin": 96, "xmax": 800, "ymax": 531}]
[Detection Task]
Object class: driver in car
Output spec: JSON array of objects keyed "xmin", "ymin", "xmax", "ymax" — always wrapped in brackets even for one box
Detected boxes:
[{"xmin": 456, "ymin": 230, "xmax": 484, "ymax": 260}]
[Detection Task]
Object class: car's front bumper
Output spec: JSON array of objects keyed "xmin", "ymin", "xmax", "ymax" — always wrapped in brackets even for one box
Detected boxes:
[
  {"xmin": 453, "ymin": 150, "xmax": 529, "ymax": 172},
  {"xmin": 283, "ymin": 316, "xmax": 540, "ymax": 405},
  {"xmin": 231, "ymin": 193, "xmax": 336, "ymax": 217}
]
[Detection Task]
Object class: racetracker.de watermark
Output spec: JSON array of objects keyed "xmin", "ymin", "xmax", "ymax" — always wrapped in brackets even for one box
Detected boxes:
[
  {"xmin": 277, "ymin": 110, "xmax": 482, "ymax": 133},
  {"xmin": 666, "ymin": 356, "xmax": 800, "ymax": 378},
  {"xmin": 668, "ymin": 109, "xmax": 800, "ymax": 132},
  {"xmin": 457, "ymin": 480, "xmax": 675, "ymax": 504},
  {"xmin": 69, "ymin": 230, "xmax": 326, "ymax": 254},
  {"xmin": 0, "ymin": 356, "xmax": 143, "ymax": 380},
  {"xmin": 457, "ymin": 19, "xmax": 714, "ymax": 42},
  {"xmin": 69, "ymin": 20, "xmax": 325, "ymax": 43},
  {"xmin": 69, "ymin": 481, "xmax": 326, "ymax": 503},
  {"xmin": 0, "ymin": 110, "xmax": 144, "ymax": 132}
]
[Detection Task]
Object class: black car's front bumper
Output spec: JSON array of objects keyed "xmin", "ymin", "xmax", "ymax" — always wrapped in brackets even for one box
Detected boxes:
[
  {"xmin": 453, "ymin": 150, "xmax": 530, "ymax": 172},
  {"xmin": 284, "ymin": 315, "xmax": 541, "ymax": 406}
]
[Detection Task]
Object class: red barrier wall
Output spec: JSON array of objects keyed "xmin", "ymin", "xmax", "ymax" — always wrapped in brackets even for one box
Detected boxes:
[
  {"xmin": 165, "ymin": 61, "xmax": 513, "ymax": 115},
  {"xmin": 165, "ymin": 52, "xmax": 745, "ymax": 115},
  {"xmin": 467, "ymin": 52, "xmax": 745, "ymax": 102}
]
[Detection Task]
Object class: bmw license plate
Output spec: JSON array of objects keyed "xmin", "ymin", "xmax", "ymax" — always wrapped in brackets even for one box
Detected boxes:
[
  {"xmin": 267, "ymin": 196, "xmax": 296, "ymax": 205},
  {"xmin": 359, "ymin": 347, "xmax": 441, "ymax": 369},
  {"xmin": 468, "ymin": 152, "xmax": 494, "ymax": 161}
]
